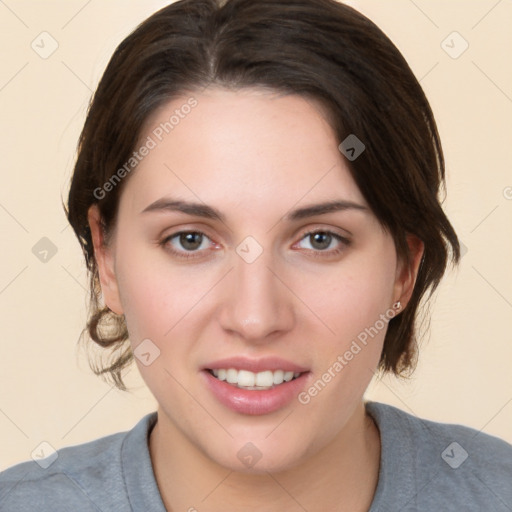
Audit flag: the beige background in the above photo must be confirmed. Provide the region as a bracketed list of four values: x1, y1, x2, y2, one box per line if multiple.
[0, 0, 511, 471]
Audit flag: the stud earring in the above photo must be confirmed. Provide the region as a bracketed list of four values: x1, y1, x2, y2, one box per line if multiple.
[393, 301, 401, 310]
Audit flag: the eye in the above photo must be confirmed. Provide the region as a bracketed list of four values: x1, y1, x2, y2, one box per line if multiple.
[174, 232, 207, 251]
[295, 230, 349, 254]
[161, 231, 217, 258]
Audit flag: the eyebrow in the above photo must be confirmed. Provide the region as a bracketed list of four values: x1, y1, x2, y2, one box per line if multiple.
[141, 198, 367, 222]
[141, 199, 225, 221]
[285, 200, 367, 221]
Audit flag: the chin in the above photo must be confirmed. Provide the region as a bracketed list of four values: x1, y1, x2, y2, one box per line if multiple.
[218, 447, 305, 475]
[203, 429, 319, 475]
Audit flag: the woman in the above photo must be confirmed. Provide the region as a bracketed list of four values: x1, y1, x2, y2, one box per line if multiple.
[1, 0, 511, 510]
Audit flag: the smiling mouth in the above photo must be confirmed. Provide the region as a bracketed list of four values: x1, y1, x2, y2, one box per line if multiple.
[207, 368, 303, 390]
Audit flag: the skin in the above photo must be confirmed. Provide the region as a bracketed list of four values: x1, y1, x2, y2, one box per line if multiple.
[89, 88, 423, 512]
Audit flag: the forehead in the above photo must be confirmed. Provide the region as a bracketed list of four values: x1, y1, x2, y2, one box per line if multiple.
[120, 88, 366, 216]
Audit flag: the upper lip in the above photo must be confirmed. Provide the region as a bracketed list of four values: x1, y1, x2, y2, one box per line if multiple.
[203, 356, 309, 374]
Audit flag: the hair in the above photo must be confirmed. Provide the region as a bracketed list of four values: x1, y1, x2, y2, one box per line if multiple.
[66, 0, 460, 390]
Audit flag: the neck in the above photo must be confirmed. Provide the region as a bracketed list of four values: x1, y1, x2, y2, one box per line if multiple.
[149, 402, 380, 512]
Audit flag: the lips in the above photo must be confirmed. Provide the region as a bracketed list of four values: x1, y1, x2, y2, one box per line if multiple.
[204, 356, 309, 374]
[201, 356, 311, 415]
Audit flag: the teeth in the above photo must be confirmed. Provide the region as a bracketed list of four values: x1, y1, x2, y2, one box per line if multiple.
[273, 369, 284, 384]
[238, 370, 255, 387]
[256, 370, 273, 387]
[283, 371, 294, 382]
[226, 368, 238, 384]
[210, 368, 302, 389]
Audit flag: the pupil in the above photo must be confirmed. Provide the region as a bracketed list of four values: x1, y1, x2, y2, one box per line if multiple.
[311, 232, 331, 250]
[180, 232, 203, 250]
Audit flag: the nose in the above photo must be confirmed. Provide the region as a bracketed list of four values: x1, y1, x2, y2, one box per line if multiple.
[217, 251, 295, 343]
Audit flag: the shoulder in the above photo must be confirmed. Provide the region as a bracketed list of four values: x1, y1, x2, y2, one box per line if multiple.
[0, 413, 157, 512]
[367, 401, 512, 511]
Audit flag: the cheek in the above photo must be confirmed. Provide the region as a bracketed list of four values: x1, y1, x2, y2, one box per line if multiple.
[114, 242, 202, 338]
[113, 247, 209, 395]
[115, 262, 169, 342]
[302, 248, 397, 342]
[295, 241, 397, 398]
[295, 279, 392, 424]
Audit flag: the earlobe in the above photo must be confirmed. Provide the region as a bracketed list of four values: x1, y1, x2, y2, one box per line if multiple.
[393, 235, 424, 309]
[87, 205, 124, 315]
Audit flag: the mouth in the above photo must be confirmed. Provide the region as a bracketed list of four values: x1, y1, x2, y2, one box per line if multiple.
[201, 356, 310, 414]
[201, 358, 311, 415]
[207, 368, 303, 391]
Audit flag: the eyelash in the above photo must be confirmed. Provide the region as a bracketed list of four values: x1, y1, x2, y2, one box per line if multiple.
[159, 229, 351, 260]
[295, 230, 351, 258]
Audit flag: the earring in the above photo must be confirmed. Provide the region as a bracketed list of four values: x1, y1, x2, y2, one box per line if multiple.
[393, 301, 401, 310]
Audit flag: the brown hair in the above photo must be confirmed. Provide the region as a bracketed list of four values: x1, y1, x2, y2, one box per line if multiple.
[66, 0, 459, 390]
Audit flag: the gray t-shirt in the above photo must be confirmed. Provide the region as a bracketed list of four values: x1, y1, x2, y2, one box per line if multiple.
[1, 402, 511, 511]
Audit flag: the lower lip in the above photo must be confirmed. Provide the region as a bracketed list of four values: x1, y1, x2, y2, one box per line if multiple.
[202, 370, 309, 415]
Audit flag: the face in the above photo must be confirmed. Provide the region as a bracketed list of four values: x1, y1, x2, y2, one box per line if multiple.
[90, 88, 416, 473]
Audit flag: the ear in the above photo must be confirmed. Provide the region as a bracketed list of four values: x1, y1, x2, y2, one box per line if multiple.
[87, 205, 124, 315]
[393, 235, 424, 309]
